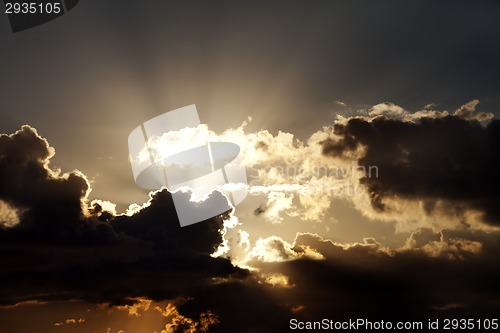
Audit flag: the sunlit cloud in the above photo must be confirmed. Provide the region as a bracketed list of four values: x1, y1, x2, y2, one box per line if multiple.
[1, 100, 499, 332]
[263, 273, 294, 288]
[53, 318, 85, 326]
[125, 100, 500, 242]
[0, 200, 21, 227]
[115, 297, 152, 317]
[156, 303, 219, 333]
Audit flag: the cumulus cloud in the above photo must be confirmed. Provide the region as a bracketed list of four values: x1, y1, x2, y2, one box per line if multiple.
[0, 125, 295, 332]
[132, 120, 340, 222]
[0, 200, 20, 227]
[147, 100, 496, 235]
[454, 99, 494, 123]
[156, 302, 219, 333]
[115, 297, 151, 317]
[369, 102, 407, 118]
[245, 235, 323, 263]
[249, 232, 500, 320]
[199, 100, 498, 229]
[54, 318, 85, 326]
[0, 126, 90, 236]
[2, 114, 500, 332]
[0, 126, 245, 305]
[322, 101, 500, 227]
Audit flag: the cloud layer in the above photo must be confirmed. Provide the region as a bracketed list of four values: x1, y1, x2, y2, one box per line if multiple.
[1, 109, 500, 332]
[0, 126, 281, 331]
[322, 102, 500, 226]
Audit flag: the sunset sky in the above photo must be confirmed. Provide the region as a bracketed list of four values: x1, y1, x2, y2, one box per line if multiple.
[1, 1, 500, 332]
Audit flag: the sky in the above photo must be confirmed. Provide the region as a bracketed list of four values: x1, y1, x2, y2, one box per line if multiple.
[1, 1, 500, 332]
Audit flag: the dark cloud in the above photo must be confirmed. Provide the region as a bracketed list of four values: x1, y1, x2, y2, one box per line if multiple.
[177, 281, 292, 333]
[0, 126, 89, 237]
[0, 126, 304, 332]
[322, 115, 500, 224]
[250, 232, 500, 321]
[3, 125, 500, 332]
[0, 126, 290, 332]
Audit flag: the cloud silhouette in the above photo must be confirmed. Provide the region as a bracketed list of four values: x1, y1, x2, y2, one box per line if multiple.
[0, 126, 245, 305]
[2, 124, 500, 332]
[322, 108, 500, 225]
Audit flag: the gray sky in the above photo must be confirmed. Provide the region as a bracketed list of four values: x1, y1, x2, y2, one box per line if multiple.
[1, 0, 499, 208]
[2, 2, 500, 332]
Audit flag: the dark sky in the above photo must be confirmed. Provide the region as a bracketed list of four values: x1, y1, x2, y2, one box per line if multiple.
[1, 0, 499, 207]
[1, 1, 500, 332]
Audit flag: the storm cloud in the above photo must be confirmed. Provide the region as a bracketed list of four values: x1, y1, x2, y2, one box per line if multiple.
[322, 109, 500, 225]
[0, 125, 332, 332]
[247, 231, 500, 321]
[0, 126, 280, 331]
[2, 124, 500, 332]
